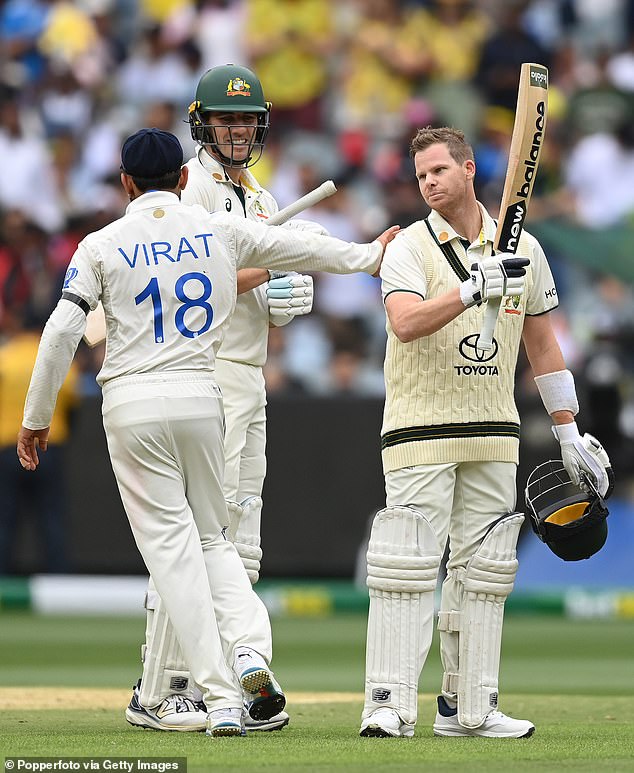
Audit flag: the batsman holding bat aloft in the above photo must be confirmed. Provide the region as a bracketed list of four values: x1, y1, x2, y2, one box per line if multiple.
[359, 121, 612, 739]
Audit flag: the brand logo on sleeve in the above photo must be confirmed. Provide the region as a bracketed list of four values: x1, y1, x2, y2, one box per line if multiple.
[63, 267, 78, 288]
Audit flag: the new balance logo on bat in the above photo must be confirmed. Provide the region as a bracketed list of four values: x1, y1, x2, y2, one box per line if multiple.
[515, 100, 546, 200]
[498, 201, 527, 253]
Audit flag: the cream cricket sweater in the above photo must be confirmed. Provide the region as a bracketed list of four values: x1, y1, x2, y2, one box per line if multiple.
[381, 217, 535, 473]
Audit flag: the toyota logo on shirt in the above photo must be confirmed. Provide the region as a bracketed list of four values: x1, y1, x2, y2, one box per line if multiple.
[459, 334, 498, 362]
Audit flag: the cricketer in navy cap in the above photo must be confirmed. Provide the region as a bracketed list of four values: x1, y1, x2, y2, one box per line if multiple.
[120, 127, 184, 179]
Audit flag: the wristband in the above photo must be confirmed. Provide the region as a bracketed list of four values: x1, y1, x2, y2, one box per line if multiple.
[552, 420, 580, 443]
[534, 369, 579, 416]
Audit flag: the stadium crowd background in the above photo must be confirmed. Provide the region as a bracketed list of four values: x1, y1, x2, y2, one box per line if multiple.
[1, 0, 634, 493]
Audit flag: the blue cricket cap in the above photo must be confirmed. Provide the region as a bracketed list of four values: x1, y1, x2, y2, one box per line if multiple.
[120, 128, 183, 179]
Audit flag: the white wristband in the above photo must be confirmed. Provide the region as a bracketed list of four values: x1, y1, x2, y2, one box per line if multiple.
[552, 420, 580, 443]
[534, 369, 579, 416]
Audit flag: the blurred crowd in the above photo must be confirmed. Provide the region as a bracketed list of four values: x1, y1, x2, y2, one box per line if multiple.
[1, 0, 634, 480]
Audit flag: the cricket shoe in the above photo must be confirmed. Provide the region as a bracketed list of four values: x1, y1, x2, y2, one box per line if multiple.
[234, 647, 286, 721]
[244, 708, 290, 732]
[125, 681, 207, 731]
[206, 708, 245, 737]
[359, 708, 415, 738]
[433, 696, 535, 738]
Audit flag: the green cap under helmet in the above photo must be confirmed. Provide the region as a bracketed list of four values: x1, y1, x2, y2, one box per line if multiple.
[188, 64, 271, 168]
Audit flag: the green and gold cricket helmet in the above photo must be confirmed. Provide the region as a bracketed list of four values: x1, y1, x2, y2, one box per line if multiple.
[188, 64, 270, 166]
[525, 459, 610, 561]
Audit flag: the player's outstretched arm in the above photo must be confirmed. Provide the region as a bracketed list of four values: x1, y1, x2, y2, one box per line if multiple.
[224, 214, 400, 277]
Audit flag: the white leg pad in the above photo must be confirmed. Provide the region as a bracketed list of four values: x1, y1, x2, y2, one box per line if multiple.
[226, 496, 263, 585]
[363, 506, 442, 726]
[457, 513, 524, 728]
[139, 581, 198, 707]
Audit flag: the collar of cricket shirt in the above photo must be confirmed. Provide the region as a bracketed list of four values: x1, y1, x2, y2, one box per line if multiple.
[427, 201, 497, 249]
[195, 146, 261, 196]
[125, 190, 181, 215]
[196, 145, 228, 180]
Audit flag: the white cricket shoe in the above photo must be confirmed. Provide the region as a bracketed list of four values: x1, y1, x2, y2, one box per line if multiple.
[234, 647, 286, 721]
[125, 681, 207, 731]
[244, 709, 290, 732]
[433, 696, 535, 738]
[206, 707, 245, 737]
[359, 708, 415, 738]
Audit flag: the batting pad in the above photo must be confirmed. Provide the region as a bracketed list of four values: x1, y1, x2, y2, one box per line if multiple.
[226, 496, 263, 584]
[458, 513, 524, 728]
[363, 506, 442, 726]
[139, 583, 197, 708]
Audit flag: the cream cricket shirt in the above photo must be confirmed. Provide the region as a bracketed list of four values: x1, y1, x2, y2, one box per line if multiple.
[183, 148, 277, 368]
[380, 204, 558, 472]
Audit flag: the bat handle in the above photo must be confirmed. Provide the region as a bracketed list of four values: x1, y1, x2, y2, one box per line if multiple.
[478, 297, 501, 351]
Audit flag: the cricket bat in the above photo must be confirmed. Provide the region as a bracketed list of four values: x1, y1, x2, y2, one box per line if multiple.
[265, 180, 337, 226]
[82, 180, 338, 347]
[477, 62, 549, 351]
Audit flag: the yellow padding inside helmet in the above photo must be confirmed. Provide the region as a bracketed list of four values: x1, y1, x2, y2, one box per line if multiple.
[545, 501, 589, 525]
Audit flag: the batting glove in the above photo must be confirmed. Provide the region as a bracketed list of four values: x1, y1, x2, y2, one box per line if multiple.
[267, 272, 313, 326]
[460, 254, 529, 308]
[553, 421, 614, 498]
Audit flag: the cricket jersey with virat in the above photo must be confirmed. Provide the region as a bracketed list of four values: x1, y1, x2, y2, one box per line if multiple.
[47, 192, 379, 400]
[380, 203, 558, 473]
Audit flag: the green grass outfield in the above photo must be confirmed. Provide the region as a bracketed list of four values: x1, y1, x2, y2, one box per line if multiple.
[1, 612, 633, 771]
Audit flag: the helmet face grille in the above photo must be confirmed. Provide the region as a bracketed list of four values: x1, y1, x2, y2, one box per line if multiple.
[189, 114, 269, 168]
[525, 460, 609, 561]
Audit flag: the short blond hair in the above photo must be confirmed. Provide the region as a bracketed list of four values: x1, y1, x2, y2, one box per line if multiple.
[409, 126, 474, 165]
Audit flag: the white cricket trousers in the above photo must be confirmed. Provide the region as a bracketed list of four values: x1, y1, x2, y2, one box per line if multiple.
[101, 372, 272, 710]
[215, 358, 267, 502]
[385, 460, 517, 706]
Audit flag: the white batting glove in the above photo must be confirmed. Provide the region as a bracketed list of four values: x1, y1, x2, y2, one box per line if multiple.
[553, 421, 613, 498]
[460, 254, 530, 308]
[267, 272, 313, 326]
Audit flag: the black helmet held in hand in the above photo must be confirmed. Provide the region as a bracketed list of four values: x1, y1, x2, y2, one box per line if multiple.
[525, 459, 612, 561]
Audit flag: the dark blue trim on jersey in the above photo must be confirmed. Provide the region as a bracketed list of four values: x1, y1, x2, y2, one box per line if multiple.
[424, 218, 470, 282]
[381, 421, 520, 449]
[384, 289, 425, 302]
[61, 291, 90, 315]
[232, 183, 246, 216]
